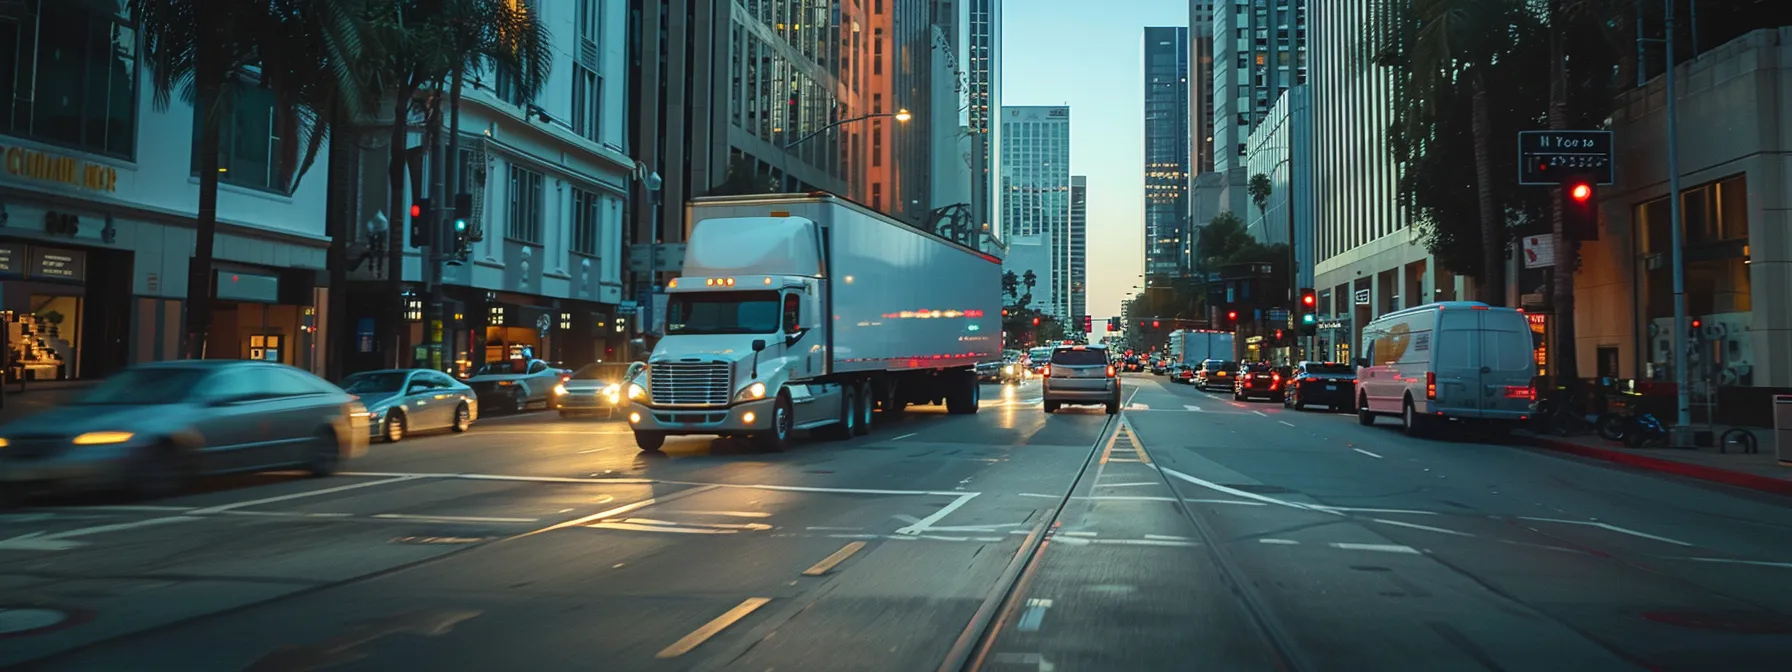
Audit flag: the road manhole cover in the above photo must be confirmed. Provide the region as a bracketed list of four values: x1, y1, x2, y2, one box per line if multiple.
[0, 608, 70, 636]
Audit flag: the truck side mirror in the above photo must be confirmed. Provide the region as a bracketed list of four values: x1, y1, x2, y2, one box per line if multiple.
[752, 339, 767, 352]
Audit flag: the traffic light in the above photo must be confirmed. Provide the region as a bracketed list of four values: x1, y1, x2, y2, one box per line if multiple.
[451, 192, 474, 248]
[1032, 317, 1041, 326]
[1152, 320, 1161, 329]
[1300, 289, 1316, 311]
[1274, 329, 1284, 343]
[1082, 315, 1093, 333]
[408, 198, 431, 248]
[1226, 310, 1238, 322]
[1562, 175, 1599, 241]
[1301, 313, 1316, 325]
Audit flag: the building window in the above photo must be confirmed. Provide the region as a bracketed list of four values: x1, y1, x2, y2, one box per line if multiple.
[190, 82, 283, 193]
[873, 28, 883, 75]
[571, 187, 601, 255]
[571, 65, 601, 141]
[576, 0, 602, 41]
[0, 3, 137, 158]
[871, 182, 882, 210]
[506, 164, 544, 243]
[872, 124, 882, 167]
[1635, 174, 1752, 387]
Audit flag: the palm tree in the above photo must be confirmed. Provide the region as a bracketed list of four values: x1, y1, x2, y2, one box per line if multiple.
[1371, 0, 1534, 304]
[1247, 172, 1272, 230]
[434, 0, 552, 213]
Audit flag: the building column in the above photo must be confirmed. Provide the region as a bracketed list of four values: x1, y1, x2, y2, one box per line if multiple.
[1393, 264, 1408, 312]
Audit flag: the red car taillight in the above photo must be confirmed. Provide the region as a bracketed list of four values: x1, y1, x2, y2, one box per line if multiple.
[1042, 365, 1051, 377]
[1106, 365, 1116, 377]
[1426, 371, 1437, 400]
[1270, 371, 1281, 390]
[1504, 386, 1534, 399]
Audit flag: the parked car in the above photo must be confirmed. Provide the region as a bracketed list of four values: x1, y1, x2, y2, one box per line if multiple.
[1233, 362, 1285, 402]
[463, 358, 562, 413]
[0, 360, 369, 501]
[1043, 344, 1120, 414]
[342, 369, 478, 442]
[1356, 301, 1536, 435]
[1283, 361, 1356, 412]
[555, 362, 644, 418]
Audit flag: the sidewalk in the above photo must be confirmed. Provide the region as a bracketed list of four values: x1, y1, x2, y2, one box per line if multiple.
[0, 380, 93, 426]
[1519, 429, 1792, 496]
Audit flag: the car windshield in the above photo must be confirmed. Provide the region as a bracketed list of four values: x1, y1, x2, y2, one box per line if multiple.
[340, 371, 409, 394]
[665, 290, 781, 335]
[1216, 361, 1237, 370]
[473, 360, 532, 376]
[571, 363, 633, 382]
[1306, 363, 1354, 375]
[1051, 349, 1107, 365]
[73, 367, 212, 405]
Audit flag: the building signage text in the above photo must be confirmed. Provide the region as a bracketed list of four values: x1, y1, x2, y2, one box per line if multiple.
[30, 247, 86, 281]
[1, 145, 119, 192]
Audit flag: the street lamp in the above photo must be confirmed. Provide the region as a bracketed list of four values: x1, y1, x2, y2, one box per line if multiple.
[780, 108, 914, 191]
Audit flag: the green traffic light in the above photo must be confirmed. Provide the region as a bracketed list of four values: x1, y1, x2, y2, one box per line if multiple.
[1302, 314, 1316, 324]
[454, 219, 468, 231]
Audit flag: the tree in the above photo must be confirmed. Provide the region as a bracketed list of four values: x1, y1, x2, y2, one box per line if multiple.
[1247, 172, 1272, 224]
[1002, 270, 1019, 300]
[707, 155, 779, 196]
[1021, 269, 1037, 296]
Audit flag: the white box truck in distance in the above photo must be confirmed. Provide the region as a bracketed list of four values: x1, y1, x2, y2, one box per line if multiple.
[624, 194, 1003, 452]
[1170, 329, 1234, 364]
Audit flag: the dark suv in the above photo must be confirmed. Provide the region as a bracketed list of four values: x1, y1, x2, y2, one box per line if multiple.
[1195, 359, 1236, 391]
[1232, 363, 1285, 402]
[1283, 361, 1356, 411]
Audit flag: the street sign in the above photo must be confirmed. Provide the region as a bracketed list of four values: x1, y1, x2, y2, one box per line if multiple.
[1522, 235, 1556, 268]
[627, 243, 687, 273]
[618, 300, 638, 315]
[1518, 130, 1614, 185]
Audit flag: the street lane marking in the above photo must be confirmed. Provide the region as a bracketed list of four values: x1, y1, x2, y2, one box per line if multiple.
[1331, 543, 1421, 554]
[340, 471, 971, 497]
[218, 510, 355, 519]
[807, 526, 863, 531]
[0, 516, 201, 551]
[1160, 467, 1344, 516]
[373, 514, 540, 524]
[188, 476, 422, 514]
[803, 541, 869, 576]
[591, 522, 734, 534]
[1061, 531, 1097, 537]
[1017, 598, 1053, 632]
[622, 518, 773, 531]
[1372, 518, 1475, 537]
[1252, 411, 1269, 417]
[1259, 538, 1300, 545]
[1518, 517, 1693, 547]
[656, 597, 773, 658]
[1108, 458, 1144, 463]
[675, 510, 774, 518]
[1681, 557, 1792, 569]
[892, 433, 919, 441]
[1278, 420, 1296, 427]
[1353, 448, 1384, 459]
[1145, 534, 1194, 541]
[1184, 404, 1202, 412]
[1309, 505, 1437, 515]
[1094, 538, 1199, 548]
[1097, 482, 1159, 488]
[896, 492, 980, 535]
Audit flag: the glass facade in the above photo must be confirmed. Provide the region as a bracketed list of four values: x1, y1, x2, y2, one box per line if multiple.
[1070, 175, 1088, 322]
[1309, 0, 1405, 263]
[1211, 0, 1306, 173]
[1000, 106, 1071, 318]
[1634, 174, 1752, 388]
[190, 83, 283, 193]
[0, 1, 137, 159]
[1144, 26, 1190, 278]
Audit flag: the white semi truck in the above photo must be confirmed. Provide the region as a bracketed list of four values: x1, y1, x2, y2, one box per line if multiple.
[623, 194, 1003, 452]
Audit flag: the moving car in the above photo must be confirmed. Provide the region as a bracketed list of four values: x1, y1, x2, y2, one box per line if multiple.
[1356, 301, 1537, 435]
[1028, 347, 1054, 376]
[464, 358, 562, 413]
[1042, 344, 1120, 414]
[555, 362, 644, 418]
[342, 369, 478, 442]
[0, 361, 369, 501]
[1282, 361, 1356, 411]
[1195, 359, 1236, 391]
[1232, 362, 1285, 402]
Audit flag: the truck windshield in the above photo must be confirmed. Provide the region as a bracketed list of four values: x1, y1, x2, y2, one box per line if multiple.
[666, 290, 782, 335]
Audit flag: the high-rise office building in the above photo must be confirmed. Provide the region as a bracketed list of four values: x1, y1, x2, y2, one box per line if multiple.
[1188, 3, 1217, 174]
[1000, 105, 1072, 318]
[966, 0, 1003, 246]
[1144, 27, 1191, 278]
[1212, 0, 1308, 172]
[1070, 175, 1089, 323]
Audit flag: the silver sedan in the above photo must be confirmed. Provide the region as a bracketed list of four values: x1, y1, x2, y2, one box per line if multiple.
[0, 360, 370, 502]
[342, 369, 479, 442]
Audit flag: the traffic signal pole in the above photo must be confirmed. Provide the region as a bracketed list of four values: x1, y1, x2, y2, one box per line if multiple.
[424, 120, 448, 372]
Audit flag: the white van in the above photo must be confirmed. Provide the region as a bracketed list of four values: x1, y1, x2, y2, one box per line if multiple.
[1355, 301, 1537, 435]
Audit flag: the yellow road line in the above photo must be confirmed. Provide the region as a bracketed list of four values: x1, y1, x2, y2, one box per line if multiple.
[802, 541, 869, 576]
[656, 597, 773, 658]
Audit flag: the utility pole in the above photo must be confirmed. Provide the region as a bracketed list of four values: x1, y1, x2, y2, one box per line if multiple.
[1664, 0, 1691, 436]
[423, 104, 448, 372]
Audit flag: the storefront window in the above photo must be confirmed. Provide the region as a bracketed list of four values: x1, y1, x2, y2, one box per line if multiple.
[190, 82, 283, 192]
[1635, 174, 1752, 390]
[0, 2, 137, 158]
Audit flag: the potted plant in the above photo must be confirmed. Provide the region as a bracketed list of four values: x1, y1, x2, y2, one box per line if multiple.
[38, 310, 63, 339]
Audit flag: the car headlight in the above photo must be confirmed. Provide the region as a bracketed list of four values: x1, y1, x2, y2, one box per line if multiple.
[627, 383, 646, 400]
[553, 384, 568, 396]
[1004, 364, 1015, 374]
[736, 381, 767, 401]
[73, 431, 135, 446]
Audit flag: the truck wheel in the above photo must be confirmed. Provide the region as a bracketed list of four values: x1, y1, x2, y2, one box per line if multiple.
[947, 373, 980, 415]
[754, 396, 794, 452]
[852, 382, 874, 436]
[820, 386, 857, 440]
[634, 431, 665, 452]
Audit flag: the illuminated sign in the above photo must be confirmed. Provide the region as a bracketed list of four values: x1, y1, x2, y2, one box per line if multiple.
[1, 145, 118, 192]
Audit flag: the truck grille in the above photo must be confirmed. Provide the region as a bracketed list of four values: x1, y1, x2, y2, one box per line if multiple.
[650, 362, 732, 405]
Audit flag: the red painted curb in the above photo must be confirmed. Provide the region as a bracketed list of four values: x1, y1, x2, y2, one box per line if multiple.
[1526, 436, 1792, 496]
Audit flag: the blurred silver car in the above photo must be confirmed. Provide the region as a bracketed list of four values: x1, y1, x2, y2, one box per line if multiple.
[553, 362, 644, 419]
[0, 360, 370, 501]
[342, 369, 478, 442]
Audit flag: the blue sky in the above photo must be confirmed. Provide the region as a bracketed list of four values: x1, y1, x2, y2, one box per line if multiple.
[1004, 0, 1188, 321]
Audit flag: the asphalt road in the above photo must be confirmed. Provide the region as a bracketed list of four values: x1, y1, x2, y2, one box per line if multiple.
[4, 374, 1792, 671]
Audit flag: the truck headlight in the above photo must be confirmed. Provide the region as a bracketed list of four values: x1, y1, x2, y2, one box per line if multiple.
[736, 381, 767, 401]
[627, 383, 646, 400]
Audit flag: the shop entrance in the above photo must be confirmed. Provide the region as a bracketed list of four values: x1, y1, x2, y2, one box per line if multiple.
[3, 293, 81, 380]
[0, 242, 131, 381]
[204, 267, 318, 369]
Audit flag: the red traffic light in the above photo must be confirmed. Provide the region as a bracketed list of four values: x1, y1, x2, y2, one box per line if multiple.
[1152, 320, 1160, 329]
[1274, 329, 1284, 339]
[409, 203, 423, 218]
[1032, 317, 1040, 326]
[1569, 183, 1592, 203]
[1302, 294, 1316, 307]
[1692, 319, 1702, 329]
[1227, 311, 1238, 321]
